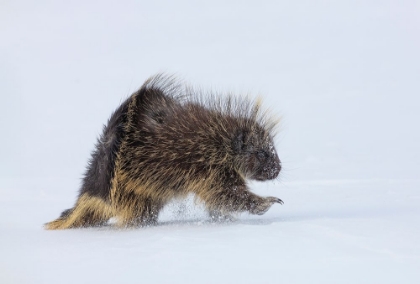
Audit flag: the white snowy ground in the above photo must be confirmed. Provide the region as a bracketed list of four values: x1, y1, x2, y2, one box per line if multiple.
[1, 1, 419, 283]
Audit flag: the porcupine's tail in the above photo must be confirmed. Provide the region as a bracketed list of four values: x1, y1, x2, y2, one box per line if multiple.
[44, 194, 113, 230]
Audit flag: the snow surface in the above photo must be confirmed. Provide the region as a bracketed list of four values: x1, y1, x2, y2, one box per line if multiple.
[1, 1, 419, 283]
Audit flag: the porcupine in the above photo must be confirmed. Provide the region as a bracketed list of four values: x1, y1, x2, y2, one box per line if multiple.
[45, 74, 283, 229]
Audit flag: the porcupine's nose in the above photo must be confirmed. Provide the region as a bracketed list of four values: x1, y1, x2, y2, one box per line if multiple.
[268, 156, 281, 180]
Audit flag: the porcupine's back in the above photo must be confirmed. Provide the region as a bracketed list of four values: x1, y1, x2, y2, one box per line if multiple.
[81, 75, 184, 200]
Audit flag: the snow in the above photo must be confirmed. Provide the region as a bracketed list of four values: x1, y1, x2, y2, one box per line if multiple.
[1, 0, 419, 283]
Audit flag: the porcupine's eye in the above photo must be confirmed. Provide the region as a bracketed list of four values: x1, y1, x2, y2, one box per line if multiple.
[256, 150, 269, 161]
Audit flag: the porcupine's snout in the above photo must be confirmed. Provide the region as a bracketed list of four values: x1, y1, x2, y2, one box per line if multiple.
[265, 151, 281, 180]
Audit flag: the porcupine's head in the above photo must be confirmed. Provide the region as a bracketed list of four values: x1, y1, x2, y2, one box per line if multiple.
[193, 92, 282, 182]
[232, 122, 281, 181]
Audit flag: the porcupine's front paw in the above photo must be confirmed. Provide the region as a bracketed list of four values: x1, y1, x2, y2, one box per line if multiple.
[249, 196, 283, 215]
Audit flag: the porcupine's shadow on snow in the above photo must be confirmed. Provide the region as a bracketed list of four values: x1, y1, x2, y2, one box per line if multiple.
[155, 217, 275, 229]
[156, 215, 284, 228]
[155, 206, 403, 229]
[90, 209, 387, 231]
[155, 215, 303, 228]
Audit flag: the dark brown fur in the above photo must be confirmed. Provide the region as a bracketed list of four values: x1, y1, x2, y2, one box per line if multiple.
[45, 74, 283, 230]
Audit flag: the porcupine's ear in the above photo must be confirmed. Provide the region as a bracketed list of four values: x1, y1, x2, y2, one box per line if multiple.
[232, 130, 248, 153]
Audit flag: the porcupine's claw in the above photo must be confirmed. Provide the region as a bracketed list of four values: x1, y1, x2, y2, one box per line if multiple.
[266, 196, 284, 205]
[275, 198, 284, 205]
[250, 196, 284, 215]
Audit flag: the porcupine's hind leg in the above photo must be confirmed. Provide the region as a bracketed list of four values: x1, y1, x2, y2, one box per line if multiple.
[45, 194, 114, 230]
[114, 191, 164, 228]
